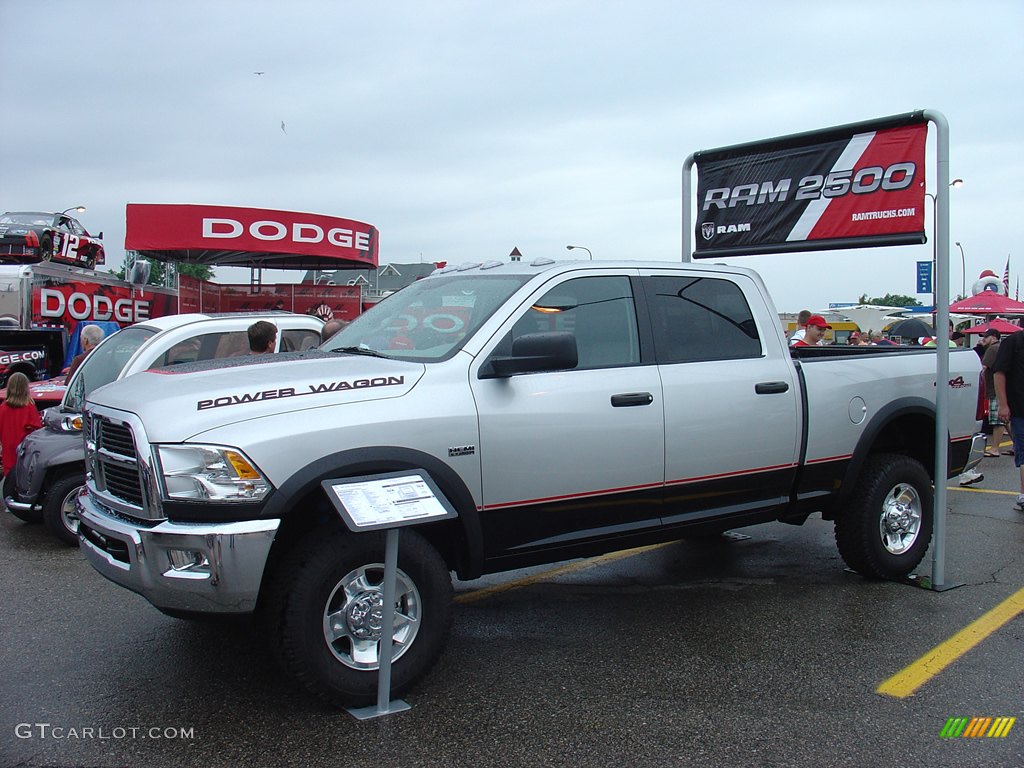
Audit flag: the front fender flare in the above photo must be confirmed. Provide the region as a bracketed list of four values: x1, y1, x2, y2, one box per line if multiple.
[262, 446, 483, 578]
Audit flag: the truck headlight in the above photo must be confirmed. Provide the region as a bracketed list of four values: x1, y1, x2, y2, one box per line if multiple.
[156, 444, 271, 502]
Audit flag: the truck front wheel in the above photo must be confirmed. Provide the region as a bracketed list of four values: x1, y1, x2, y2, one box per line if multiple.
[835, 453, 933, 579]
[264, 525, 452, 708]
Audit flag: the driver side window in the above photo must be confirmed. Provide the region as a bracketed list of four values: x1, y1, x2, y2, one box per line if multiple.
[508, 276, 640, 370]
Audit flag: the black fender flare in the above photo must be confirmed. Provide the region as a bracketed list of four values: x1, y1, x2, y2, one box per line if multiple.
[261, 446, 483, 578]
[836, 396, 937, 510]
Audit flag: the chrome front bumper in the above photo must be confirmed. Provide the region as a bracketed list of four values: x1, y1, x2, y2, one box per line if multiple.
[76, 491, 280, 614]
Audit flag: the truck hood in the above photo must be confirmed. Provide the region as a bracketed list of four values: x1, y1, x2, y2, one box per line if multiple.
[85, 350, 424, 440]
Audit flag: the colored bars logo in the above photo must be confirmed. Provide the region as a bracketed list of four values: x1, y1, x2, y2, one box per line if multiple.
[941, 717, 1015, 738]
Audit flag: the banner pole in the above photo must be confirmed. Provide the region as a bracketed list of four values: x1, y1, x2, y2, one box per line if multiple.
[924, 109, 950, 589]
[682, 154, 695, 262]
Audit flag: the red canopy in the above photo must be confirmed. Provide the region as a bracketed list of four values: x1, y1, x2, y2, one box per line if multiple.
[960, 319, 1023, 335]
[125, 203, 378, 271]
[948, 292, 1024, 315]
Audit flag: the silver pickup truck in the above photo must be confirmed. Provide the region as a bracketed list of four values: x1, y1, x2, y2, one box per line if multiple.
[74, 259, 985, 707]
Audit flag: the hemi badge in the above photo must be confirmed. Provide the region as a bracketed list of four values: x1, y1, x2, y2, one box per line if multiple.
[448, 445, 476, 457]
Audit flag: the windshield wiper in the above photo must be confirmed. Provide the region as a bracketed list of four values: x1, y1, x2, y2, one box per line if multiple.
[333, 346, 393, 359]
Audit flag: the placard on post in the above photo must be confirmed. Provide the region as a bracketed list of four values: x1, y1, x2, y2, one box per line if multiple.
[320, 471, 457, 720]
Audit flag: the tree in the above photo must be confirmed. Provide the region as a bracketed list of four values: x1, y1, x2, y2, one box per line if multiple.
[109, 257, 213, 286]
[857, 293, 922, 307]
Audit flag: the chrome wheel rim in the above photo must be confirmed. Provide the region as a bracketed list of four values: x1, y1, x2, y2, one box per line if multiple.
[878, 482, 922, 555]
[322, 563, 421, 670]
[60, 487, 81, 535]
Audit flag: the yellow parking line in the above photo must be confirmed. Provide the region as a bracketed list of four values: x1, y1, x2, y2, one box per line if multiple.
[455, 543, 669, 604]
[948, 486, 1018, 496]
[877, 588, 1024, 698]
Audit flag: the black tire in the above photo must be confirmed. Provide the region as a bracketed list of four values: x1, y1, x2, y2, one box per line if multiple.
[42, 473, 85, 547]
[39, 234, 53, 262]
[835, 453, 933, 579]
[262, 525, 452, 708]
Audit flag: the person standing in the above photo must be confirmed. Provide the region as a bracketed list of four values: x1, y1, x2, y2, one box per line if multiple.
[993, 330, 1024, 510]
[789, 310, 811, 346]
[791, 315, 829, 347]
[66, 324, 105, 379]
[980, 330, 1010, 458]
[248, 320, 277, 354]
[0, 372, 42, 482]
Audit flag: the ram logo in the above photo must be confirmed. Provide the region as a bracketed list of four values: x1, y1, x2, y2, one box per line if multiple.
[701, 222, 716, 241]
[448, 445, 476, 457]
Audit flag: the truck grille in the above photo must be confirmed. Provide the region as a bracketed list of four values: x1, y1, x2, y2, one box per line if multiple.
[90, 415, 147, 511]
[98, 420, 136, 459]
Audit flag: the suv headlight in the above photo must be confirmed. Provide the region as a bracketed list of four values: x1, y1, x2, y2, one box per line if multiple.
[155, 444, 271, 502]
[59, 414, 83, 432]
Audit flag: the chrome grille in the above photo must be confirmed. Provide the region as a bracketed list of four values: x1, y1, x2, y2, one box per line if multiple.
[91, 415, 145, 510]
[101, 462, 145, 506]
[98, 420, 136, 458]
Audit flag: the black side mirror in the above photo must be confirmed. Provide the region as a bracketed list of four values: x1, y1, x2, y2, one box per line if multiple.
[478, 331, 578, 379]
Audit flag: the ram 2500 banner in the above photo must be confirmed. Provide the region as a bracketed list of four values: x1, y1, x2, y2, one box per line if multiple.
[693, 112, 927, 258]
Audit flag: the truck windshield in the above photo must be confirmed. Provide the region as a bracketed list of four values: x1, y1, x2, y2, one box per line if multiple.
[321, 273, 531, 361]
[63, 326, 157, 412]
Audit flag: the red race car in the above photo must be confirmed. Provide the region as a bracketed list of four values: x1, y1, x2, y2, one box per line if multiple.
[0, 211, 105, 269]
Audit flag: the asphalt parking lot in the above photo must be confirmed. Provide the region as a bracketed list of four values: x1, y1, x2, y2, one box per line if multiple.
[1, 458, 1022, 768]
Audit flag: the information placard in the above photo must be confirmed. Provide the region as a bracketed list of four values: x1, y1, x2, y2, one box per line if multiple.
[321, 471, 457, 532]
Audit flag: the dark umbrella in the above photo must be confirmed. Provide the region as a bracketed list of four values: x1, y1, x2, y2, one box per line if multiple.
[885, 318, 935, 341]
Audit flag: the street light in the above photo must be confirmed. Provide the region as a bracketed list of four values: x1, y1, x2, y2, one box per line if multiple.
[60, 205, 86, 216]
[954, 241, 966, 298]
[566, 244, 592, 260]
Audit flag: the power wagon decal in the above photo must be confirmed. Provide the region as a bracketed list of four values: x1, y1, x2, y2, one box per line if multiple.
[197, 375, 405, 410]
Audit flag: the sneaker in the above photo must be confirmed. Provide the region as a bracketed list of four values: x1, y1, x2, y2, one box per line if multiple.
[958, 469, 984, 486]
[1015, 495, 1024, 511]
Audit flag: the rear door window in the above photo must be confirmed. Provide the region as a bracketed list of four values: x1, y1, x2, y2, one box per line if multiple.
[643, 275, 762, 363]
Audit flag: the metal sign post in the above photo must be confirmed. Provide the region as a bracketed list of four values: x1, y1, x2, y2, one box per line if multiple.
[321, 471, 457, 720]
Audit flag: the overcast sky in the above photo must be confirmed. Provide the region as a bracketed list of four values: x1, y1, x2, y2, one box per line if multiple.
[3, 0, 1022, 312]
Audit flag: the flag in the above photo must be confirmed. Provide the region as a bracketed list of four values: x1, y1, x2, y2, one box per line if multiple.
[1003, 257, 1010, 295]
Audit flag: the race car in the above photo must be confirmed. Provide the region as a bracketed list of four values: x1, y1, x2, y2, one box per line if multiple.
[0, 211, 105, 269]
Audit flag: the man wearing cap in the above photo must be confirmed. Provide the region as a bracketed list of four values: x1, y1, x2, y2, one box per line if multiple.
[791, 315, 830, 347]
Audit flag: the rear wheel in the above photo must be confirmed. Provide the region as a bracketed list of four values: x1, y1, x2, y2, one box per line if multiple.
[42, 473, 85, 547]
[835, 453, 933, 579]
[38, 234, 53, 262]
[263, 525, 452, 707]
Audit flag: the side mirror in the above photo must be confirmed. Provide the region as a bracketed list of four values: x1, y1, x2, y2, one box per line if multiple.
[478, 332, 578, 379]
[96, 231, 104, 240]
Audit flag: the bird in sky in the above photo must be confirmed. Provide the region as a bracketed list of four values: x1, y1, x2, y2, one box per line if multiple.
[254, 71, 265, 76]
[280, 121, 287, 134]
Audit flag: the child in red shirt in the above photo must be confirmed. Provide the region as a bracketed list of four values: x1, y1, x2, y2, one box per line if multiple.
[0, 372, 43, 479]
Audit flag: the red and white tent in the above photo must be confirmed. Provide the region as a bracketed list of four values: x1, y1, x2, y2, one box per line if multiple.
[125, 203, 378, 271]
[960, 318, 1023, 335]
[949, 292, 1024, 315]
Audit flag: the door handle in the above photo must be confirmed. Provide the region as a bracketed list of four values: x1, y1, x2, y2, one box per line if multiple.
[611, 392, 654, 407]
[755, 381, 790, 394]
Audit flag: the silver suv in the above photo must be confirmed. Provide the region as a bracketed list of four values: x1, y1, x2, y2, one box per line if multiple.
[5, 312, 323, 544]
